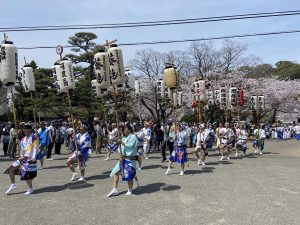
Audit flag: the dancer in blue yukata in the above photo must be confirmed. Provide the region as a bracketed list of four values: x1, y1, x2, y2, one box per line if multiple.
[36, 121, 50, 169]
[165, 124, 188, 176]
[67, 122, 91, 181]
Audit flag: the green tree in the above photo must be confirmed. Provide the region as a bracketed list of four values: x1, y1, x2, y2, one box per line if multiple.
[66, 32, 98, 80]
[275, 61, 300, 80]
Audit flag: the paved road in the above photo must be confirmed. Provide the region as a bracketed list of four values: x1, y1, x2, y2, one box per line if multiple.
[0, 140, 300, 225]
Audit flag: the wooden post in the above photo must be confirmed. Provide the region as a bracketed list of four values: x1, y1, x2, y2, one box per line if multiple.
[10, 86, 20, 156]
[111, 83, 124, 178]
[256, 93, 259, 126]
[30, 92, 37, 128]
[198, 101, 202, 123]
[66, 90, 80, 160]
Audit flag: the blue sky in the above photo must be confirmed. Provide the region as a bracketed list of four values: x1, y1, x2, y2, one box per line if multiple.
[1, 0, 300, 68]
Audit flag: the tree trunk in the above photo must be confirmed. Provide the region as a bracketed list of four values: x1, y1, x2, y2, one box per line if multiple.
[271, 108, 277, 123]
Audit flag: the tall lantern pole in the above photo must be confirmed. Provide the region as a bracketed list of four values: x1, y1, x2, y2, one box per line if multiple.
[256, 92, 259, 126]
[163, 58, 180, 144]
[20, 57, 37, 128]
[1, 34, 19, 154]
[54, 45, 79, 164]
[105, 41, 129, 179]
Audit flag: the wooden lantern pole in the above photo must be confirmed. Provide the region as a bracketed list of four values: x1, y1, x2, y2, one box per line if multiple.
[56, 45, 80, 166]
[3, 34, 20, 156]
[111, 82, 124, 178]
[256, 92, 259, 126]
[10, 86, 20, 156]
[103, 39, 124, 178]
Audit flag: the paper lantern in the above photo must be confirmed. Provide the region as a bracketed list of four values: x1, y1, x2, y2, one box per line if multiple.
[173, 92, 177, 107]
[165, 87, 173, 100]
[0, 41, 18, 85]
[258, 96, 265, 111]
[193, 80, 206, 102]
[229, 87, 237, 107]
[177, 91, 183, 106]
[124, 69, 135, 90]
[206, 90, 214, 105]
[163, 65, 179, 89]
[156, 79, 166, 99]
[94, 50, 110, 89]
[52, 63, 66, 92]
[91, 79, 102, 98]
[107, 44, 125, 86]
[250, 96, 258, 110]
[19, 66, 35, 92]
[219, 87, 227, 109]
[60, 59, 75, 90]
[135, 80, 140, 96]
[214, 89, 220, 105]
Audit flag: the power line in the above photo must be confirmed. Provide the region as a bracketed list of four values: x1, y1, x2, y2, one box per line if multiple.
[17, 29, 300, 49]
[1, 10, 300, 32]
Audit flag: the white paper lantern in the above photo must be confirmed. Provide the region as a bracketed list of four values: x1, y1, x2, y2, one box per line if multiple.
[173, 92, 178, 107]
[91, 79, 102, 98]
[177, 91, 183, 106]
[124, 69, 135, 90]
[165, 87, 173, 100]
[60, 59, 75, 90]
[0, 41, 18, 85]
[258, 96, 265, 111]
[251, 96, 258, 110]
[220, 87, 227, 109]
[206, 90, 214, 105]
[229, 87, 237, 108]
[214, 90, 220, 105]
[193, 80, 206, 102]
[19, 66, 35, 92]
[156, 79, 166, 99]
[52, 63, 67, 92]
[135, 80, 140, 96]
[107, 44, 125, 86]
[94, 50, 110, 89]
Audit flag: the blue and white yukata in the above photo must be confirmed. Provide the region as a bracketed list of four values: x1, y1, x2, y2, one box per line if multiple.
[169, 130, 188, 164]
[142, 127, 151, 154]
[204, 128, 215, 151]
[11, 133, 39, 180]
[107, 128, 118, 152]
[136, 130, 145, 156]
[294, 125, 300, 141]
[110, 133, 138, 181]
[68, 132, 91, 168]
[36, 127, 50, 160]
[236, 130, 248, 153]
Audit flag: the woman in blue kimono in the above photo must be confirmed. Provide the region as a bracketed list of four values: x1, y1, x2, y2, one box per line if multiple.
[107, 125, 138, 197]
[67, 122, 91, 182]
[165, 124, 188, 176]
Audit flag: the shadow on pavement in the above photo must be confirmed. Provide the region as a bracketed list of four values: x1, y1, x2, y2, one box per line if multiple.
[0, 157, 15, 162]
[141, 165, 162, 170]
[34, 181, 94, 194]
[86, 174, 110, 181]
[133, 182, 181, 195]
[263, 152, 279, 155]
[185, 167, 215, 175]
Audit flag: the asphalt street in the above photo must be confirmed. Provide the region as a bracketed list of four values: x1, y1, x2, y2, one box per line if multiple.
[0, 139, 299, 225]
